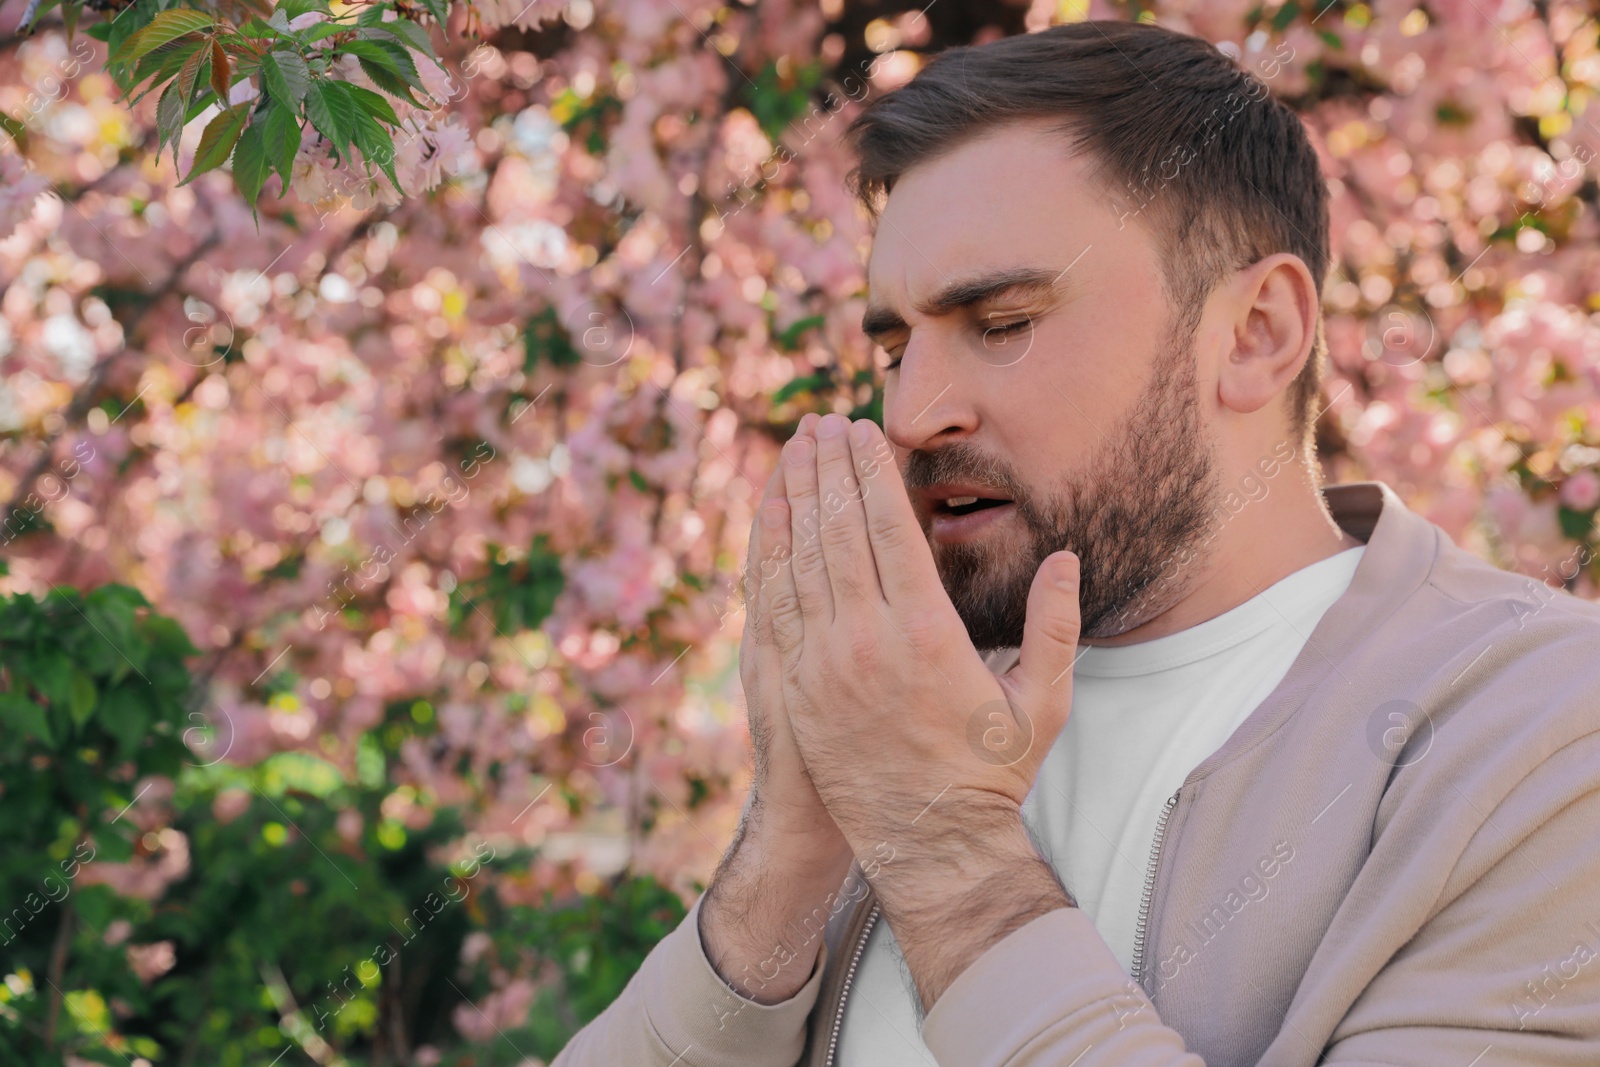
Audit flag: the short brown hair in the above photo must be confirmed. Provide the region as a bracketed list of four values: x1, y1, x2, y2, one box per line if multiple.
[843, 20, 1331, 456]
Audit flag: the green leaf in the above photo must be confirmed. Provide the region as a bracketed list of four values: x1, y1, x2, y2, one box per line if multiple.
[233, 119, 270, 212]
[369, 18, 436, 62]
[772, 372, 829, 404]
[238, 16, 285, 38]
[0, 110, 27, 152]
[122, 10, 215, 64]
[336, 38, 401, 73]
[1558, 505, 1595, 541]
[343, 81, 400, 125]
[737, 59, 823, 142]
[18, 0, 62, 33]
[305, 80, 359, 163]
[775, 314, 825, 351]
[281, 0, 335, 19]
[301, 20, 351, 43]
[258, 751, 345, 798]
[85, 582, 151, 613]
[522, 306, 581, 370]
[419, 0, 448, 33]
[68, 672, 97, 726]
[100, 685, 150, 759]
[181, 105, 248, 185]
[261, 49, 311, 105]
[358, 57, 425, 108]
[0, 691, 52, 747]
[360, 35, 427, 91]
[263, 101, 304, 195]
[1270, 0, 1300, 32]
[142, 614, 200, 658]
[90, 825, 135, 863]
[102, 3, 154, 82]
[34, 649, 72, 708]
[356, 4, 388, 26]
[183, 89, 221, 125]
[130, 37, 205, 103]
[350, 107, 400, 191]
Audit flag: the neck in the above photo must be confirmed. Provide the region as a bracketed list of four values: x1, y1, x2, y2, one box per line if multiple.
[1081, 458, 1363, 647]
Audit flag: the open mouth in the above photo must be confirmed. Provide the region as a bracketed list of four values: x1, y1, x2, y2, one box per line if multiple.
[935, 496, 1012, 517]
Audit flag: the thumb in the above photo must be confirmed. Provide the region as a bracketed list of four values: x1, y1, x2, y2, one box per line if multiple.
[1004, 551, 1082, 714]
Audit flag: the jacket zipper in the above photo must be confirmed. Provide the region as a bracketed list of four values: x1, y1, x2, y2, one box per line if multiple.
[822, 901, 881, 1067]
[1130, 790, 1179, 990]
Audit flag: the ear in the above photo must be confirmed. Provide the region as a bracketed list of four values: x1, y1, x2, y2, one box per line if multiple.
[1215, 252, 1318, 420]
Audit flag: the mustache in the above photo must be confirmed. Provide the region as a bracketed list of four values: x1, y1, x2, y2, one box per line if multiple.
[902, 443, 1030, 502]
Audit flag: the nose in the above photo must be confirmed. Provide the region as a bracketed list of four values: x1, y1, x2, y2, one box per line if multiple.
[882, 340, 979, 455]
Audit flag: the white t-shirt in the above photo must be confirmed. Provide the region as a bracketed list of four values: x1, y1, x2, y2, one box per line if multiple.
[833, 545, 1367, 1066]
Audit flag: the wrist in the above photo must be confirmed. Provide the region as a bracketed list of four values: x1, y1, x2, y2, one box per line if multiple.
[868, 790, 1052, 898]
[741, 793, 855, 871]
[858, 791, 1072, 1011]
[699, 806, 854, 1005]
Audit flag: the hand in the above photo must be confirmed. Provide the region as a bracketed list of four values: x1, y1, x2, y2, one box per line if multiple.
[762, 412, 1080, 1011]
[763, 412, 1083, 851]
[697, 415, 854, 1007]
[736, 413, 853, 850]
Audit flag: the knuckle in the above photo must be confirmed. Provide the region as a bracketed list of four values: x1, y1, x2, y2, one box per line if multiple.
[868, 510, 909, 549]
[834, 571, 870, 605]
[845, 623, 882, 672]
[818, 508, 857, 549]
[899, 611, 946, 655]
[792, 539, 829, 582]
[1037, 608, 1082, 646]
[792, 504, 823, 546]
[767, 586, 805, 636]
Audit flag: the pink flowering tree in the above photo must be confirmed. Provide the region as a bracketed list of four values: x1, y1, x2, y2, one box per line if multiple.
[2, 0, 1599, 1060]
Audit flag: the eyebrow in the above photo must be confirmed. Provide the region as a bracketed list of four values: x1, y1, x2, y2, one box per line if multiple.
[860, 265, 1079, 344]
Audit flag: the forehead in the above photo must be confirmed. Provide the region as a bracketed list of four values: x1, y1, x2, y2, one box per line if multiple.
[865, 119, 1150, 301]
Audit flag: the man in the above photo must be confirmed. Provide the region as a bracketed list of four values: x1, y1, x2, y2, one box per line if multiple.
[553, 20, 1600, 1067]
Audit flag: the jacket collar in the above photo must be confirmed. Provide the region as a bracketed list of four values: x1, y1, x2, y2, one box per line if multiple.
[1183, 479, 1440, 783]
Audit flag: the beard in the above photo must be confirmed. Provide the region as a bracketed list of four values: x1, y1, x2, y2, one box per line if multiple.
[903, 305, 1221, 651]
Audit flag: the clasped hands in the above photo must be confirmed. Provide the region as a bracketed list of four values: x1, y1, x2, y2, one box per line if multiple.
[737, 412, 1082, 1005]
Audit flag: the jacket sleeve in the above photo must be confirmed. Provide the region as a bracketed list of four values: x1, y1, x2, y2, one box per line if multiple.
[920, 906, 1204, 1067]
[551, 893, 829, 1067]
[1314, 727, 1600, 1065]
[919, 730, 1600, 1067]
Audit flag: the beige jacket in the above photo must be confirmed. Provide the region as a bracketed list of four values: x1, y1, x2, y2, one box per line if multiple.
[552, 481, 1600, 1066]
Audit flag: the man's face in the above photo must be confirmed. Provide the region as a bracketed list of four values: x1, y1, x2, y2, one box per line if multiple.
[865, 120, 1222, 649]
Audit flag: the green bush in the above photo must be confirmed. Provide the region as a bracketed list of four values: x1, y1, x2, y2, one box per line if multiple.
[0, 572, 682, 1065]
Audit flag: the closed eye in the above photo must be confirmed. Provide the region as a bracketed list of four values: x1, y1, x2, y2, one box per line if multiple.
[882, 318, 1033, 372]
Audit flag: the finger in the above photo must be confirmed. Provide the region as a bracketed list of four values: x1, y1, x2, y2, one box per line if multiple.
[847, 418, 945, 608]
[1003, 551, 1082, 719]
[813, 413, 885, 607]
[747, 498, 795, 689]
[783, 422, 834, 623]
[741, 457, 788, 634]
[739, 462, 794, 785]
[760, 435, 812, 661]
